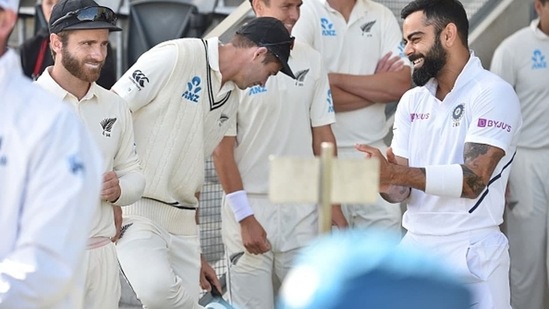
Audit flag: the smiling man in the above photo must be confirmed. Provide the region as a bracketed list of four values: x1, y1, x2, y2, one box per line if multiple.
[34, 0, 146, 308]
[355, 0, 522, 308]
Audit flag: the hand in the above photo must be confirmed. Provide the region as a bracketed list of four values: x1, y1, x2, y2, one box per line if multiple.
[331, 204, 348, 229]
[200, 255, 222, 292]
[102, 171, 121, 203]
[239, 216, 271, 255]
[355, 144, 392, 193]
[111, 205, 123, 243]
[375, 51, 404, 73]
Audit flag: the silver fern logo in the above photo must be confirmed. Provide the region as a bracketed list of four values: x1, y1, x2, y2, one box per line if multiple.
[100, 118, 117, 137]
[360, 20, 376, 36]
[294, 69, 310, 86]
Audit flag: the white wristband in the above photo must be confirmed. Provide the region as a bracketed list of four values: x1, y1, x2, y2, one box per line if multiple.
[424, 164, 463, 198]
[226, 190, 254, 222]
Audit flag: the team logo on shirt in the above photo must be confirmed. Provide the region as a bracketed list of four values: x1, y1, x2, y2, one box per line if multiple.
[531, 49, 547, 70]
[321, 18, 336, 36]
[294, 69, 310, 86]
[452, 104, 465, 127]
[0, 137, 6, 166]
[100, 118, 117, 137]
[182, 76, 202, 103]
[248, 85, 267, 96]
[360, 20, 376, 37]
[68, 154, 85, 175]
[130, 70, 149, 90]
[327, 89, 334, 113]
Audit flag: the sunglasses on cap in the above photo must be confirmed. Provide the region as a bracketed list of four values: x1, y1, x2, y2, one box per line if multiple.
[51, 6, 118, 28]
[259, 37, 295, 50]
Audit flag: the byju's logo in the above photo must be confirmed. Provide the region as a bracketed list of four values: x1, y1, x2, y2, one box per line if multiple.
[182, 76, 202, 103]
[100, 118, 117, 137]
[321, 18, 336, 36]
[294, 69, 310, 86]
[477, 118, 512, 132]
[532, 49, 547, 70]
[410, 113, 430, 122]
[130, 70, 149, 90]
[248, 85, 267, 96]
[360, 20, 376, 36]
[327, 89, 334, 113]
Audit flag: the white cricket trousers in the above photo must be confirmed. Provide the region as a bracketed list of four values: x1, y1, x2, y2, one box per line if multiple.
[339, 142, 402, 235]
[116, 214, 202, 309]
[83, 239, 120, 309]
[503, 147, 549, 309]
[401, 228, 511, 309]
[222, 194, 318, 309]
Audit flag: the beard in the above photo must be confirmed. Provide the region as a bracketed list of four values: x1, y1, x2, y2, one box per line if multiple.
[61, 48, 103, 83]
[411, 37, 447, 86]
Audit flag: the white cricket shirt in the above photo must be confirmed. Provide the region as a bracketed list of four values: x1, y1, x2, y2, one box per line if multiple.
[226, 41, 335, 194]
[292, 0, 409, 148]
[392, 53, 522, 236]
[491, 18, 549, 150]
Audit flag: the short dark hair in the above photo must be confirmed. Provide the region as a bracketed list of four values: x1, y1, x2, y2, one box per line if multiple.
[401, 0, 469, 48]
[540, 0, 548, 5]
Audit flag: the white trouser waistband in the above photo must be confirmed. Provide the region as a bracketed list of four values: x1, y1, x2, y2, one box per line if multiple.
[87, 237, 112, 249]
[123, 198, 198, 235]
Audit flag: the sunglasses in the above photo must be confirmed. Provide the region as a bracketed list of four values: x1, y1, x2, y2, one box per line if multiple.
[51, 6, 117, 28]
[260, 37, 295, 50]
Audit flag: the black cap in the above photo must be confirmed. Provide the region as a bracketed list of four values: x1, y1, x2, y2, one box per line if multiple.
[236, 17, 296, 79]
[49, 0, 122, 34]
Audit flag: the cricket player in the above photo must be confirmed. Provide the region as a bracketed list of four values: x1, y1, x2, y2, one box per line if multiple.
[356, 0, 522, 307]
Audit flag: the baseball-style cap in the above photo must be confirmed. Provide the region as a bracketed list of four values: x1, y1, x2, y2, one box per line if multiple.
[236, 17, 296, 79]
[49, 0, 122, 34]
[0, 0, 19, 11]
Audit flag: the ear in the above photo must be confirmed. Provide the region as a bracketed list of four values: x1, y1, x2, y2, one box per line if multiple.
[50, 33, 64, 57]
[535, 0, 543, 16]
[253, 46, 269, 61]
[441, 23, 458, 48]
[0, 9, 17, 39]
[252, 0, 265, 14]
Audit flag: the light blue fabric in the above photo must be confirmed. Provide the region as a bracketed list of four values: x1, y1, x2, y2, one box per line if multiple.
[278, 229, 471, 309]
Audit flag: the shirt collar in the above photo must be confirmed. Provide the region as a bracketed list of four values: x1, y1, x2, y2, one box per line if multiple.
[37, 66, 99, 102]
[206, 37, 237, 95]
[530, 18, 549, 40]
[424, 50, 482, 95]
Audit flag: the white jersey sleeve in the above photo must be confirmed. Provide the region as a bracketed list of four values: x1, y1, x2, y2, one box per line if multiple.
[292, 0, 319, 49]
[112, 44, 177, 113]
[0, 96, 102, 307]
[464, 80, 521, 153]
[390, 90, 413, 159]
[112, 97, 145, 206]
[310, 49, 335, 127]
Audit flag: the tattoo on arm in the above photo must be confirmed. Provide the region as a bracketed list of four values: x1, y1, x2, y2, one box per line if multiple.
[462, 143, 501, 197]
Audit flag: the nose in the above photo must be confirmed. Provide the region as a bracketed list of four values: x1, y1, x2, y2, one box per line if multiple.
[402, 41, 413, 57]
[289, 7, 300, 23]
[91, 45, 107, 62]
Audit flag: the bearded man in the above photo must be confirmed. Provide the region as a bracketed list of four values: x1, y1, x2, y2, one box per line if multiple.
[355, 0, 522, 308]
[35, 0, 145, 308]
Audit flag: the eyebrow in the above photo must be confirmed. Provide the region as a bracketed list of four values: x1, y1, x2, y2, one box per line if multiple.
[405, 31, 424, 41]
